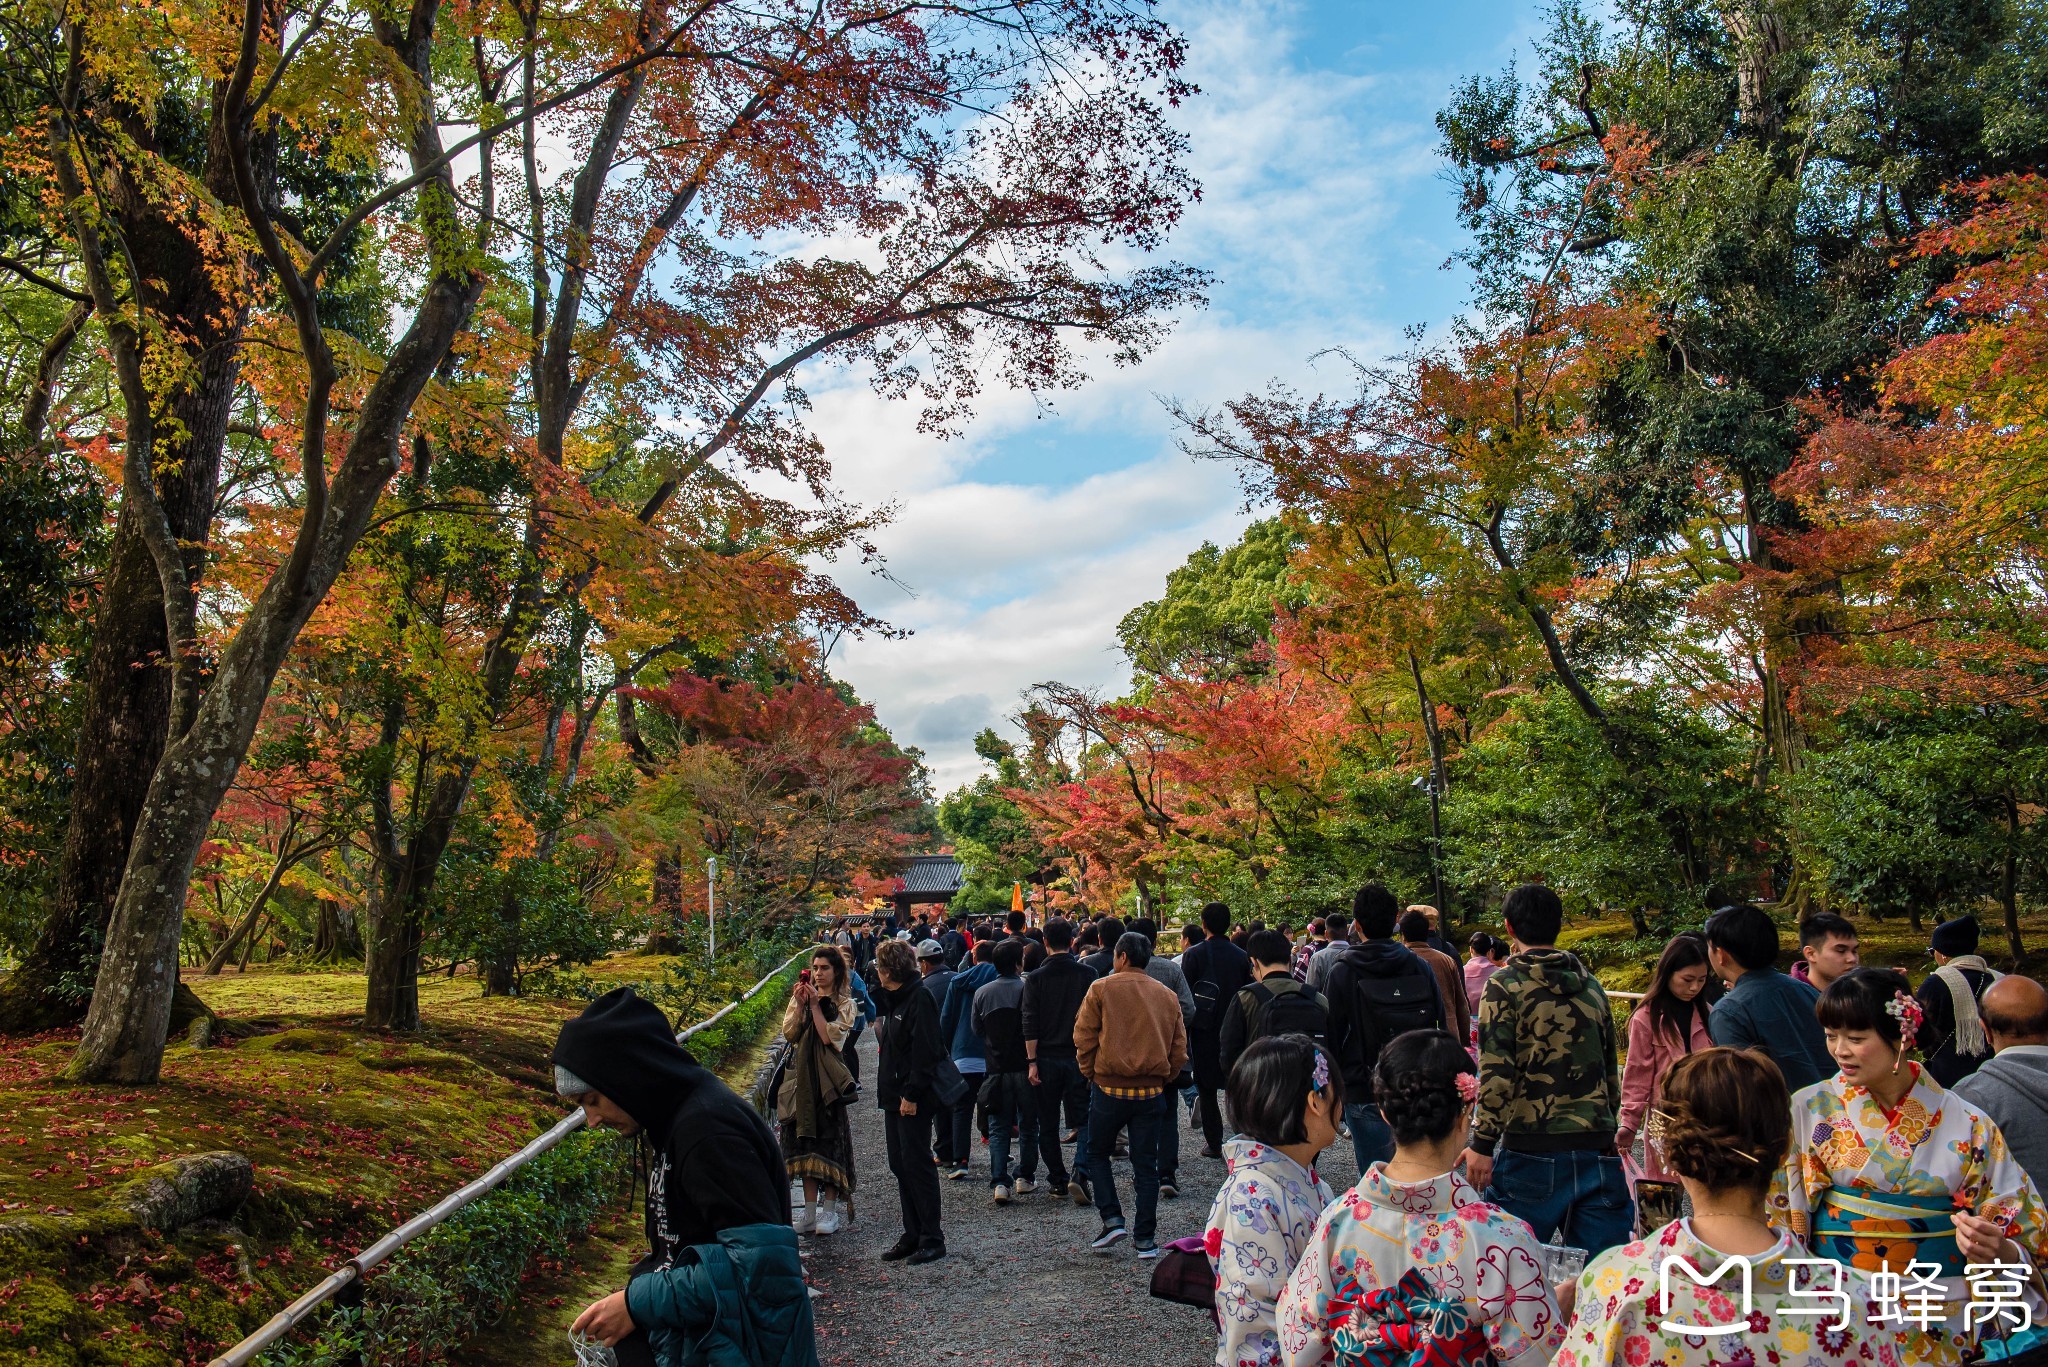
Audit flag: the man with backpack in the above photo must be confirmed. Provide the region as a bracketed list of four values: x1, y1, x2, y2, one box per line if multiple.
[1219, 929, 1328, 1074]
[1324, 883, 1446, 1171]
[1179, 902, 1253, 1160]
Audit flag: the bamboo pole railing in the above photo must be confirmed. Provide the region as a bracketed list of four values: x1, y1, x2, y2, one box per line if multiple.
[205, 951, 806, 1367]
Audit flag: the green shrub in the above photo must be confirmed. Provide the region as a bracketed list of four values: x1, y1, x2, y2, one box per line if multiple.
[256, 963, 799, 1366]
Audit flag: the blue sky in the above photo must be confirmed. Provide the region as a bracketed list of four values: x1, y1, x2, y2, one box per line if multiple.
[811, 0, 1540, 791]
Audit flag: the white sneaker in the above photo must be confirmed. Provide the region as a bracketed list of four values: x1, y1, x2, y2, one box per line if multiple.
[993, 1184, 1012, 1205]
[812, 1200, 841, 1236]
[792, 1203, 816, 1234]
[1012, 1177, 1037, 1195]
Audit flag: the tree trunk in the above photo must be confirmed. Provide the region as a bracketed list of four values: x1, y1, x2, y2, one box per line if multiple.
[648, 853, 684, 953]
[482, 887, 520, 996]
[202, 820, 299, 975]
[2004, 797, 2026, 966]
[364, 767, 469, 1030]
[0, 62, 254, 1037]
[309, 898, 358, 962]
[68, 270, 482, 1080]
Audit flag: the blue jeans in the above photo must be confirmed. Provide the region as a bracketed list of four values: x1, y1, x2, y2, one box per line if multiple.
[1088, 1087, 1163, 1240]
[1486, 1147, 1635, 1257]
[1345, 1101, 1394, 1173]
[985, 1074, 1039, 1186]
[946, 1066, 986, 1168]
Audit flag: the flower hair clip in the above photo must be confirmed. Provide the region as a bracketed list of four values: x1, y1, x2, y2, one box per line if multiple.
[1312, 1050, 1332, 1093]
[1454, 1072, 1480, 1104]
[1887, 990, 1923, 1054]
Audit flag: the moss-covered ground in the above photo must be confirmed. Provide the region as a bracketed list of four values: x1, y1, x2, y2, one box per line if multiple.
[0, 954, 781, 1367]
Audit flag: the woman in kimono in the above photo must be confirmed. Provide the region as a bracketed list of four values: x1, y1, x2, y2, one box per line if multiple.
[1205, 1034, 1341, 1367]
[1555, 1046, 1905, 1367]
[1772, 967, 2048, 1365]
[1276, 1029, 1567, 1367]
[779, 944, 858, 1236]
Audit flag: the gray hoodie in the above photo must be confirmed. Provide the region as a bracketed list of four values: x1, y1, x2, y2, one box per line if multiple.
[1951, 1045, 2048, 1196]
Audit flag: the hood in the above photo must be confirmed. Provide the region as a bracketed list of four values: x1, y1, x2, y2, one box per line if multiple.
[551, 987, 711, 1138]
[1512, 946, 1590, 994]
[1979, 1049, 2048, 1094]
[1341, 939, 1427, 979]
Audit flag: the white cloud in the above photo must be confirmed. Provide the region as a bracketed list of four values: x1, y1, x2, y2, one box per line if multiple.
[797, 0, 1488, 794]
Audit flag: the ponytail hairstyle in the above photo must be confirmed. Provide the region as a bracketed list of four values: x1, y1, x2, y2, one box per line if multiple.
[1372, 1030, 1478, 1147]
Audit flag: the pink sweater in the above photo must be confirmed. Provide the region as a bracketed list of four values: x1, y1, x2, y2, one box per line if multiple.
[1617, 1005, 1712, 1182]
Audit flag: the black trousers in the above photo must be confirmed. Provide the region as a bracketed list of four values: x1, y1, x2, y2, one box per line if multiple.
[1034, 1056, 1090, 1186]
[615, 1331, 658, 1367]
[884, 1105, 944, 1249]
[1197, 1085, 1225, 1154]
[842, 1033, 861, 1083]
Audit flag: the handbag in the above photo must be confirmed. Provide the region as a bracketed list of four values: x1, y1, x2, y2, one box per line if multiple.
[932, 1052, 970, 1109]
[1148, 1235, 1217, 1320]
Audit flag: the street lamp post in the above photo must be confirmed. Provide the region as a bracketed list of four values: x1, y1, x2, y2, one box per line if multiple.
[706, 855, 718, 961]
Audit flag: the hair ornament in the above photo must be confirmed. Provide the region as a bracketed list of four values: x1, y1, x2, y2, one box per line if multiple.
[1454, 1072, 1480, 1104]
[1887, 990, 1923, 1052]
[1312, 1049, 1332, 1094]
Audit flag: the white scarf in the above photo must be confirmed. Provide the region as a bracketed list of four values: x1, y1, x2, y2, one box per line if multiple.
[1935, 954, 2001, 1058]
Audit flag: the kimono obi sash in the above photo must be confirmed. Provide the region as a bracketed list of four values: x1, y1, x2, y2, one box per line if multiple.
[1812, 1186, 1964, 1278]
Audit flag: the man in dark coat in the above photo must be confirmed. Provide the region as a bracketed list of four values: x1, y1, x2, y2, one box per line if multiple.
[553, 988, 793, 1365]
[1918, 914, 2004, 1087]
[1179, 901, 1252, 1159]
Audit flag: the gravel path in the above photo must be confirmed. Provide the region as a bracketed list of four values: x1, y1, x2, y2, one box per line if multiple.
[798, 1033, 1365, 1367]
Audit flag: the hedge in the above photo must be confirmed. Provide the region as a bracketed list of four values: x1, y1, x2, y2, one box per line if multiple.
[257, 961, 800, 1366]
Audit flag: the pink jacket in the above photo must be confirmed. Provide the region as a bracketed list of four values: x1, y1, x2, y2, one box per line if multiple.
[1617, 1004, 1712, 1182]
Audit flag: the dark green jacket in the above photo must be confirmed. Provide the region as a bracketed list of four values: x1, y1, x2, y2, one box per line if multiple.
[624, 1223, 818, 1367]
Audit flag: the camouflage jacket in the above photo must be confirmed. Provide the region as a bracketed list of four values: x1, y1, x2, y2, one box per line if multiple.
[1471, 947, 1620, 1157]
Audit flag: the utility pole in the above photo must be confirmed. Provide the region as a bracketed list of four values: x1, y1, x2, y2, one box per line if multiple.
[706, 855, 718, 961]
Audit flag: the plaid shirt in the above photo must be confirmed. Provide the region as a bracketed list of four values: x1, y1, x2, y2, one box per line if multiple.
[1096, 1082, 1164, 1100]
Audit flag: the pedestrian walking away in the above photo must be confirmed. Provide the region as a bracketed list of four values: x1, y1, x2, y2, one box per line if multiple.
[971, 938, 1041, 1203]
[1203, 1035, 1339, 1367]
[1181, 901, 1253, 1160]
[1023, 915, 1098, 1204]
[1953, 973, 2048, 1196]
[1074, 930, 1187, 1259]
[1324, 882, 1446, 1171]
[1278, 1029, 1567, 1367]
[1218, 928, 1328, 1076]
[1918, 913, 2004, 1087]
[938, 940, 998, 1180]
[1463, 883, 1633, 1257]
[552, 988, 810, 1367]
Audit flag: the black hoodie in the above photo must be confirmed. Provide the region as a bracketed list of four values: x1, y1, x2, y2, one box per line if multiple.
[552, 988, 790, 1267]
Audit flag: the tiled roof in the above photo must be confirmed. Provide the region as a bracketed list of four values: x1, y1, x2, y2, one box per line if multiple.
[898, 854, 964, 897]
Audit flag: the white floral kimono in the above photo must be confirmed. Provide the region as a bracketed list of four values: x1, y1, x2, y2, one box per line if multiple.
[1275, 1164, 1566, 1367]
[1771, 1063, 2048, 1364]
[1554, 1217, 1906, 1367]
[1205, 1138, 1337, 1367]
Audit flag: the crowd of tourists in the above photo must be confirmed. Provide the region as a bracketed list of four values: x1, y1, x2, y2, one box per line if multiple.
[543, 886, 2048, 1367]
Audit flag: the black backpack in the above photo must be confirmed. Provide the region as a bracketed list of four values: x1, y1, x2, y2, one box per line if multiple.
[1347, 959, 1440, 1065]
[1242, 979, 1329, 1045]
